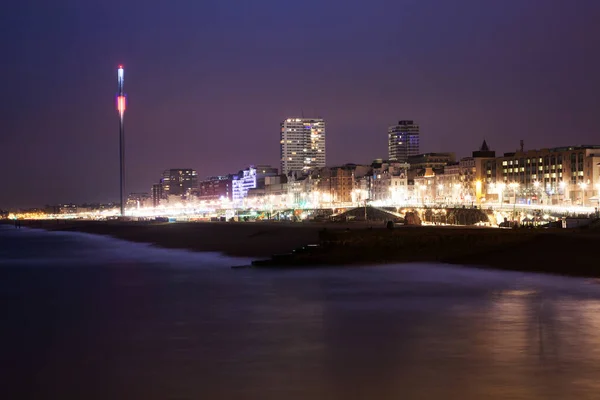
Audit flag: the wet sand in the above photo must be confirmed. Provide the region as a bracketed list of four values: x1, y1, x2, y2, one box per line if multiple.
[7, 219, 600, 277]
[11, 220, 342, 257]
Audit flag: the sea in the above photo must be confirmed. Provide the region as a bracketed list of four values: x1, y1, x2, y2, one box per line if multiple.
[2, 224, 600, 399]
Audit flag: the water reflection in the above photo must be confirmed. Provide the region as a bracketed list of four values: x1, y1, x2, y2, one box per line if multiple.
[3, 227, 600, 399]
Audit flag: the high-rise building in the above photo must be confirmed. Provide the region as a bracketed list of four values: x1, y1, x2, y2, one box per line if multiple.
[280, 118, 326, 175]
[161, 169, 198, 198]
[151, 183, 164, 207]
[388, 120, 420, 162]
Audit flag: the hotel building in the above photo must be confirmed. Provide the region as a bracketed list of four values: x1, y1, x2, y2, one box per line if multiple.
[486, 145, 600, 205]
[388, 120, 420, 162]
[280, 118, 326, 175]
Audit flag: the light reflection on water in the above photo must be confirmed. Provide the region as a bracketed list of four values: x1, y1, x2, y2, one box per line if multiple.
[1, 225, 600, 399]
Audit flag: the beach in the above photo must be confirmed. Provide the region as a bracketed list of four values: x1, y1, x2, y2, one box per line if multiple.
[11, 220, 333, 258]
[6, 219, 600, 276]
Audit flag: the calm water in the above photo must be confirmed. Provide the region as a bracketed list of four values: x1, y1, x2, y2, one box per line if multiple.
[1, 225, 600, 399]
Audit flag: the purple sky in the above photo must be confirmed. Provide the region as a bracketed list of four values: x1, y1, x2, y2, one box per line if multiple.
[2, 0, 600, 208]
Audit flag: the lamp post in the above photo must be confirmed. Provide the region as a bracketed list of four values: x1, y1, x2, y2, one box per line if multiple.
[559, 181, 567, 206]
[509, 182, 519, 222]
[533, 181, 540, 205]
[579, 182, 588, 207]
[497, 182, 506, 209]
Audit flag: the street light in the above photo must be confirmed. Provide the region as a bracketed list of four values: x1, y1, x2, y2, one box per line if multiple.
[497, 182, 506, 208]
[532, 181, 541, 205]
[579, 182, 588, 206]
[437, 184, 444, 205]
[509, 182, 519, 221]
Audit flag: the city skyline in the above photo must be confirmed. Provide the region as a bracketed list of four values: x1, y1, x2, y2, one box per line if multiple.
[2, 0, 600, 208]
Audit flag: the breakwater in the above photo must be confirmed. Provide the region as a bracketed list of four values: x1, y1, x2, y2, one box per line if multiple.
[252, 226, 600, 277]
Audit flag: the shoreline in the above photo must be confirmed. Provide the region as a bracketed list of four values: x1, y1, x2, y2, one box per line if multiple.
[5, 219, 347, 258]
[4, 219, 600, 277]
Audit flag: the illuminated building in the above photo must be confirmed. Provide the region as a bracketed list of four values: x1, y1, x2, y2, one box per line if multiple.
[127, 193, 151, 208]
[161, 169, 198, 198]
[197, 175, 234, 201]
[488, 145, 600, 206]
[232, 165, 278, 202]
[280, 118, 326, 175]
[371, 160, 409, 202]
[388, 120, 419, 162]
[312, 164, 372, 204]
[59, 204, 78, 214]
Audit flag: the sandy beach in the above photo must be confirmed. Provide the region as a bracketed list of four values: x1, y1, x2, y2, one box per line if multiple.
[6, 219, 600, 277]
[11, 220, 339, 257]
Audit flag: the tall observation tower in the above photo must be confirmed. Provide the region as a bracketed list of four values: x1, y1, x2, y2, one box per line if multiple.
[116, 65, 126, 216]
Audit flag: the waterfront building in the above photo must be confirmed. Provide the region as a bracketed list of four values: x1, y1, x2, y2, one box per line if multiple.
[280, 118, 326, 175]
[197, 175, 234, 202]
[126, 192, 151, 208]
[59, 204, 78, 214]
[408, 153, 455, 171]
[232, 165, 279, 203]
[247, 175, 289, 200]
[437, 163, 462, 203]
[312, 164, 372, 204]
[414, 141, 495, 204]
[371, 160, 409, 203]
[458, 141, 496, 202]
[388, 120, 420, 162]
[286, 172, 316, 207]
[407, 152, 455, 181]
[161, 169, 198, 198]
[487, 145, 600, 206]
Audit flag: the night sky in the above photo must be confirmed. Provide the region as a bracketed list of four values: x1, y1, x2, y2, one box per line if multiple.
[2, 0, 600, 208]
